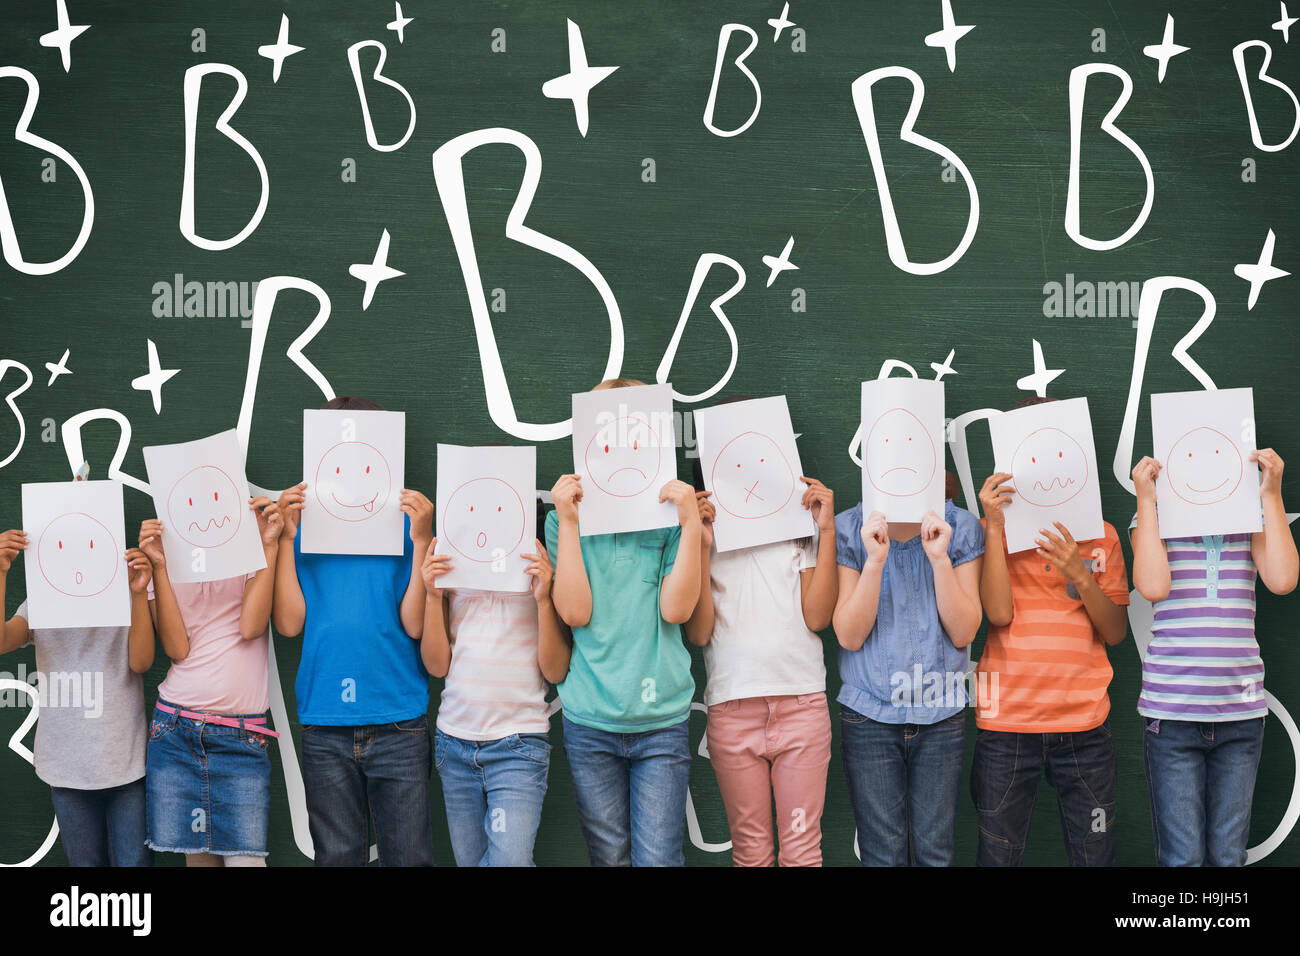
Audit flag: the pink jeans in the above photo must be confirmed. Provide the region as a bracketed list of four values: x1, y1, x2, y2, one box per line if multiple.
[706, 692, 832, 867]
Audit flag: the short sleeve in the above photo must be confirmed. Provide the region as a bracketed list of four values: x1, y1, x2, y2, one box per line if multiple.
[661, 525, 681, 577]
[544, 510, 560, 567]
[12, 601, 32, 648]
[146, 579, 155, 601]
[835, 504, 865, 572]
[947, 505, 985, 567]
[1096, 524, 1131, 606]
[795, 523, 820, 572]
[1127, 512, 1138, 532]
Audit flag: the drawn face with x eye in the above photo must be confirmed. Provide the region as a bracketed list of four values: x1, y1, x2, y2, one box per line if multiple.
[1011, 426, 1089, 507]
[584, 415, 663, 498]
[37, 512, 120, 597]
[711, 431, 796, 520]
[443, 478, 526, 563]
[315, 441, 392, 521]
[1167, 426, 1244, 506]
[864, 408, 936, 498]
[167, 465, 241, 547]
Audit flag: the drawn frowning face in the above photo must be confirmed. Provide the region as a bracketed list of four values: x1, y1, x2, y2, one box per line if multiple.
[864, 408, 936, 497]
[167, 465, 241, 547]
[37, 512, 120, 597]
[1166, 426, 1244, 506]
[315, 441, 393, 521]
[443, 478, 526, 563]
[711, 431, 796, 520]
[584, 415, 663, 498]
[1011, 426, 1089, 507]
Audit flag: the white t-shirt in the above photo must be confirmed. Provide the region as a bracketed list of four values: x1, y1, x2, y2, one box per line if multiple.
[435, 589, 552, 741]
[702, 529, 827, 706]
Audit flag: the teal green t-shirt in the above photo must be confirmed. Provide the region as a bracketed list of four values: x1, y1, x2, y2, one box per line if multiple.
[544, 510, 694, 733]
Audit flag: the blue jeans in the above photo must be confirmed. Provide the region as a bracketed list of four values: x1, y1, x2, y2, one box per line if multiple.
[971, 721, 1116, 866]
[51, 778, 152, 867]
[841, 707, 966, 866]
[562, 716, 691, 867]
[434, 728, 551, 866]
[1143, 716, 1264, 866]
[300, 714, 434, 866]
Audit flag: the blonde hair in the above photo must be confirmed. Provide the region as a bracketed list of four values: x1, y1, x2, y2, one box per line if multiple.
[592, 377, 647, 390]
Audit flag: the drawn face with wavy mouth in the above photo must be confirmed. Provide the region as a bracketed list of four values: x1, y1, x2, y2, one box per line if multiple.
[865, 408, 936, 497]
[712, 431, 796, 520]
[1167, 426, 1243, 506]
[443, 478, 526, 563]
[37, 512, 120, 597]
[1011, 426, 1089, 507]
[315, 441, 393, 522]
[584, 415, 662, 498]
[168, 465, 241, 547]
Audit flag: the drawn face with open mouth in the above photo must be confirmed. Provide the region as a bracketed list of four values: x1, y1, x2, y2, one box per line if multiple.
[167, 465, 241, 547]
[865, 407, 936, 497]
[1167, 426, 1243, 506]
[1011, 426, 1089, 507]
[37, 512, 120, 597]
[315, 441, 393, 522]
[584, 415, 662, 498]
[712, 430, 796, 520]
[443, 477, 526, 563]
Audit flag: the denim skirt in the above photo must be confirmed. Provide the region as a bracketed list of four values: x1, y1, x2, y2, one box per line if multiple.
[145, 700, 272, 857]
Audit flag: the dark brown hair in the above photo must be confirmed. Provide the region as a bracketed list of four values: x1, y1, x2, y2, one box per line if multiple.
[322, 396, 385, 411]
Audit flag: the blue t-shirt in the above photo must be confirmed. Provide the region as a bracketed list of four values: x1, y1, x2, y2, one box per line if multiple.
[834, 500, 985, 725]
[292, 514, 428, 725]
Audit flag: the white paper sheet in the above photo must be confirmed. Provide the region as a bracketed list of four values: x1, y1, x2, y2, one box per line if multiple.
[860, 379, 946, 522]
[989, 397, 1104, 552]
[1151, 388, 1263, 539]
[572, 383, 678, 536]
[21, 480, 131, 629]
[434, 444, 536, 592]
[142, 430, 267, 584]
[301, 409, 406, 555]
[694, 395, 815, 552]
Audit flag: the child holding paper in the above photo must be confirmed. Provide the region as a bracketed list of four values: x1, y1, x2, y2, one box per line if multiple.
[546, 378, 703, 867]
[833, 480, 984, 866]
[0, 528, 155, 866]
[141, 494, 282, 866]
[1131, 448, 1298, 866]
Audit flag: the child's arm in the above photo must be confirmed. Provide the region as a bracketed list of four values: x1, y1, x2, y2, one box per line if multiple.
[550, 475, 592, 628]
[1251, 449, 1299, 595]
[239, 497, 283, 640]
[797, 477, 838, 632]
[1036, 522, 1127, 646]
[978, 473, 1015, 627]
[833, 511, 889, 651]
[125, 547, 156, 673]
[684, 491, 714, 647]
[526, 539, 572, 684]
[922, 511, 984, 649]
[272, 482, 307, 637]
[398, 490, 435, 639]
[418, 539, 452, 678]
[1130, 457, 1171, 602]
[0, 529, 31, 654]
[140, 519, 190, 661]
[658, 480, 702, 624]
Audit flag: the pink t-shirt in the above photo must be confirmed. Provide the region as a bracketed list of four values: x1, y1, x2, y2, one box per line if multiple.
[151, 573, 270, 715]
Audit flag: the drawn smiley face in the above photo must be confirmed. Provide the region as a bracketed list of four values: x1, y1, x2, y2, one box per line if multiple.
[443, 478, 526, 563]
[864, 407, 937, 498]
[315, 441, 393, 522]
[711, 431, 796, 520]
[167, 465, 242, 548]
[1011, 426, 1089, 507]
[583, 415, 663, 498]
[37, 512, 120, 597]
[1166, 426, 1244, 506]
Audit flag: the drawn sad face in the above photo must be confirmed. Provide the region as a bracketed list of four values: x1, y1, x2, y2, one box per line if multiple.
[167, 465, 242, 547]
[864, 408, 937, 497]
[1011, 427, 1089, 507]
[1167, 427, 1244, 505]
[315, 441, 393, 521]
[584, 416, 663, 498]
[37, 512, 120, 597]
[444, 478, 526, 563]
[711, 431, 796, 520]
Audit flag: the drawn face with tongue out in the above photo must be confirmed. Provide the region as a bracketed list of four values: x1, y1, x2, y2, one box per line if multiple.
[443, 478, 527, 563]
[167, 465, 242, 547]
[1011, 427, 1088, 507]
[37, 512, 120, 597]
[315, 441, 392, 522]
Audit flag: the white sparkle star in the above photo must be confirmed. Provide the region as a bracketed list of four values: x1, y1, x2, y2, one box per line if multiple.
[1016, 340, 1064, 398]
[923, 0, 975, 73]
[387, 2, 413, 44]
[258, 14, 304, 83]
[39, 0, 90, 74]
[1275, 2, 1298, 42]
[930, 349, 958, 381]
[1142, 14, 1189, 84]
[44, 348, 72, 386]
[767, 3, 796, 42]
[349, 229, 405, 310]
[1234, 229, 1289, 310]
[761, 236, 799, 288]
[542, 20, 619, 138]
[131, 340, 180, 414]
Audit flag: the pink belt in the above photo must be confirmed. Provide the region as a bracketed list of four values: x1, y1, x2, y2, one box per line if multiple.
[155, 702, 281, 739]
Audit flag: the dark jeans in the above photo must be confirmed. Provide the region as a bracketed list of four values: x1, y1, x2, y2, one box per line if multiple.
[300, 714, 434, 866]
[50, 777, 153, 867]
[970, 720, 1116, 866]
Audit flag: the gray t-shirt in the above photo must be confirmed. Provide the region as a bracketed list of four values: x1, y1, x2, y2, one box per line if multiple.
[15, 601, 147, 790]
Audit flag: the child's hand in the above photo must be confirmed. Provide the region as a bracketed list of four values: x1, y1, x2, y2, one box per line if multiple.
[551, 474, 583, 523]
[1251, 448, 1285, 499]
[400, 489, 434, 543]
[523, 539, 554, 605]
[278, 483, 307, 538]
[126, 548, 153, 593]
[421, 538, 453, 595]
[979, 473, 1015, 529]
[860, 511, 889, 567]
[0, 529, 29, 573]
[1132, 457, 1161, 504]
[251, 496, 282, 547]
[660, 480, 698, 525]
[1035, 522, 1087, 587]
[800, 477, 835, 533]
[139, 519, 166, 568]
[696, 491, 715, 550]
[920, 510, 952, 562]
